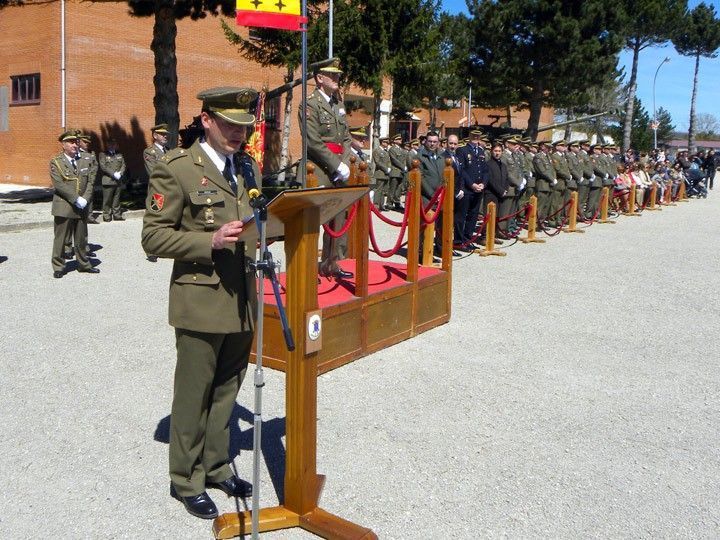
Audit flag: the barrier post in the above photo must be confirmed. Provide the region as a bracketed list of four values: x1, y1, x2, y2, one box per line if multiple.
[677, 180, 689, 202]
[421, 221, 436, 266]
[645, 182, 661, 211]
[599, 187, 616, 224]
[406, 161, 420, 284]
[520, 195, 546, 244]
[563, 191, 585, 234]
[665, 181, 677, 206]
[623, 184, 641, 217]
[478, 202, 506, 257]
[441, 159, 455, 273]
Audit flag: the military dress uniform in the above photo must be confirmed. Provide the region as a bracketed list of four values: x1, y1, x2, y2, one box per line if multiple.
[50, 131, 96, 275]
[549, 143, 571, 226]
[98, 146, 126, 221]
[499, 141, 524, 233]
[78, 136, 99, 223]
[565, 143, 583, 213]
[577, 142, 595, 216]
[141, 87, 260, 517]
[372, 139, 392, 208]
[301, 64, 353, 277]
[587, 146, 606, 217]
[388, 136, 408, 210]
[532, 145, 556, 223]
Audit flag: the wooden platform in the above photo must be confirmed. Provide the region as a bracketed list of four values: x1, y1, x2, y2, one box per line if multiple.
[253, 258, 450, 374]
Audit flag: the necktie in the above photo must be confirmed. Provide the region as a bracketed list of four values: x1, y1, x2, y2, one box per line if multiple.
[71, 158, 77, 172]
[358, 150, 365, 161]
[223, 157, 237, 195]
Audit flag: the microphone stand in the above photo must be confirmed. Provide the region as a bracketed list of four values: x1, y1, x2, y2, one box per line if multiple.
[248, 192, 295, 540]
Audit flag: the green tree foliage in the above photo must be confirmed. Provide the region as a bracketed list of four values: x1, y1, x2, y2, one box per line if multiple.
[609, 97, 652, 152]
[672, 2, 720, 151]
[655, 106, 675, 144]
[127, 1, 237, 148]
[469, 0, 623, 140]
[618, 0, 687, 152]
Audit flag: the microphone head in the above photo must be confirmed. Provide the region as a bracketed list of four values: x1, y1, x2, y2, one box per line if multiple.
[248, 188, 260, 199]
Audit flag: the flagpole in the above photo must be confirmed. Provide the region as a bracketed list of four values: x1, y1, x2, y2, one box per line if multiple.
[301, 0, 308, 188]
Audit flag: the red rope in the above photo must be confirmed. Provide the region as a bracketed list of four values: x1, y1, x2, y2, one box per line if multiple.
[496, 204, 531, 240]
[539, 199, 573, 236]
[367, 193, 411, 258]
[420, 187, 446, 225]
[322, 200, 359, 238]
[579, 191, 603, 226]
[453, 212, 490, 249]
[370, 199, 408, 226]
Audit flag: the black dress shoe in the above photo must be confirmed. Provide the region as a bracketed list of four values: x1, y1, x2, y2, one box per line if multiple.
[170, 484, 218, 519]
[333, 269, 353, 279]
[78, 267, 100, 274]
[63, 252, 74, 260]
[103, 216, 112, 222]
[87, 217, 100, 225]
[147, 255, 158, 262]
[53, 270, 64, 279]
[207, 475, 252, 498]
[113, 215, 125, 221]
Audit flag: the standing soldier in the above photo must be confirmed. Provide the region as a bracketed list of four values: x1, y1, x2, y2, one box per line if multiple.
[533, 141, 556, 224]
[372, 137, 392, 210]
[499, 136, 525, 234]
[301, 59, 353, 279]
[77, 133, 100, 224]
[549, 140, 570, 226]
[50, 130, 99, 277]
[518, 138, 535, 210]
[577, 140, 595, 218]
[565, 141, 583, 217]
[388, 134, 407, 211]
[456, 130, 488, 246]
[144, 123, 170, 177]
[349, 126, 370, 167]
[588, 144, 607, 218]
[98, 138, 127, 222]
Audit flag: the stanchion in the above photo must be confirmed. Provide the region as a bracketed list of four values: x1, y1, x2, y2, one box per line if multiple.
[563, 191, 585, 234]
[665, 181, 677, 206]
[623, 184, 641, 217]
[520, 195, 546, 244]
[478, 202, 506, 257]
[421, 221, 436, 266]
[599, 187, 616, 224]
[645, 182, 661, 211]
[677, 180, 689, 202]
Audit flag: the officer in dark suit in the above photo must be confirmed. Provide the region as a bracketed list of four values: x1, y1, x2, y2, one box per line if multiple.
[142, 87, 260, 520]
[456, 129, 488, 246]
[442, 134, 465, 248]
[50, 130, 99, 278]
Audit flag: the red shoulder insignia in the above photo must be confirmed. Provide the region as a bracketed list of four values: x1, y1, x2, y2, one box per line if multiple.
[150, 193, 165, 211]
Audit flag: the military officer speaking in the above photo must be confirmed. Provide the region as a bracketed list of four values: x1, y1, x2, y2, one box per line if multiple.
[142, 87, 261, 520]
[301, 59, 354, 279]
[50, 130, 99, 278]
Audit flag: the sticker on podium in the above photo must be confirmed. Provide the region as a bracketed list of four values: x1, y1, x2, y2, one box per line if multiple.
[305, 310, 322, 354]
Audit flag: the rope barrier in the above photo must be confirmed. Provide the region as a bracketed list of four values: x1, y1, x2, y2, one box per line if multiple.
[539, 199, 573, 236]
[496, 204, 531, 240]
[367, 193, 413, 258]
[420, 187, 446, 225]
[321, 200, 359, 238]
[369, 200, 406, 226]
[453, 212, 491, 250]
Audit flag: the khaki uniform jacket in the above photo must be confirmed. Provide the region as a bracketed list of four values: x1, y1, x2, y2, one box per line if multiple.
[522, 151, 535, 189]
[388, 145, 407, 178]
[501, 149, 523, 196]
[50, 152, 94, 218]
[373, 147, 391, 180]
[551, 151, 571, 190]
[565, 151, 582, 189]
[602, 154, 618, 184]
[417, 146, 445, 204]
[144, 144, 166, 177]
[533, 151, 556, 192]
[302, 88, 351, 186]
[79, 149, 99, 184]
[579, 149, 597, 187]
[141, 140, 261, 334]
[98, 151, 126, 186]
[590, 153, 607, 187]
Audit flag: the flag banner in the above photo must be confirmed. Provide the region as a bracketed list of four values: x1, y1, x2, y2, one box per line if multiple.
[236, 0, 306, 31]
[247, 90, 266, 172]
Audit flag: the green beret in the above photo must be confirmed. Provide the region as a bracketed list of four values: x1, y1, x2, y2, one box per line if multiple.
[379, 136, 389, 143]
[58, 130, 79, 142]
[151, 123, 170, 134]
[197, 86, 258, 126]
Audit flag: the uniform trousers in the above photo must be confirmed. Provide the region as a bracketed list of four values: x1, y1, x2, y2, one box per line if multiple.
[52, 216, 91, 272]
[586, 187, 602, 218]
[102, 184, 124, 219]
[320, 211, 348, 274]
[372, 178, 388, 208]
[536, 190, 551, 223]
[498, 194, 518, 233]
[170, 329, 252, 497]
[577, 183, 590, 214]
[387, 176, 403, 206]
[463, 191, 484, 243]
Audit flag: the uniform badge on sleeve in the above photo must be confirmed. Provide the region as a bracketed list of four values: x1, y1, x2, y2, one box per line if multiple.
[150, 193, 165, 211]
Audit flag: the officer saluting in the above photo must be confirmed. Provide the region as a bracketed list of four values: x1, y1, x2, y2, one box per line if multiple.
[142, 87, 260, 520]
[301, 59, 353, 279]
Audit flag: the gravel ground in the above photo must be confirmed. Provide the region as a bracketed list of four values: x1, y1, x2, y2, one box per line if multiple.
[1, 187, 718, 539]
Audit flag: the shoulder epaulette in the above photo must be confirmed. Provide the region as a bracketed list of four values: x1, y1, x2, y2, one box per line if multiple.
[164, 148, 188, 163]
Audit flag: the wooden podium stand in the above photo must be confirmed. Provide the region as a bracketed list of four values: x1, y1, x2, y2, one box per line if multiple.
[214, 186, 377, 539]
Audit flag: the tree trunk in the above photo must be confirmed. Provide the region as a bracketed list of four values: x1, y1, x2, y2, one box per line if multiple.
[564, 108, 573, 141]
[152, 1, 179, 148]
[622, 40, 640, 153]
[277, 66, 295, 184]
[372, 94, 381, 148]
[505, 104, 512, 128]
[688, 53, 700, 154]
[526, 85, 544, 141]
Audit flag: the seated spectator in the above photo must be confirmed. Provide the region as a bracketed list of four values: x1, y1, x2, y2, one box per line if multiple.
[614, 163, 632, 211]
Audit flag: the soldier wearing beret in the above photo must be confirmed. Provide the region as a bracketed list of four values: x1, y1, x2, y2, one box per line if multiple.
[349, 126, 371, 170]
[142, 86, 260, 520]
[98, 138, 127, 221]
[387, 134, 408, 211]
[549, 140, 571, 226]
[50, 131, 99, 277]
[532, 141, 556, 224]
[300, 60, 353, 279]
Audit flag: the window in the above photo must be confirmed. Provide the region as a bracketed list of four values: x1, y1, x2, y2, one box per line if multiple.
[10, 73, 40, 105]
[264, 95, 281, 131]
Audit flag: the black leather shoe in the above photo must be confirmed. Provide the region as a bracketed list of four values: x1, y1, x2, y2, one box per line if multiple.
[63, 252, 74, 260]
[114, 215, 125, 221]
[333, 269, 354, 279]
[207, 475, 252, 498]
[53, 270, 64, 279]
[103, 217, 112, 222]
[87, 217, 100, 225]
[78, 267, 100, 274]
[170, 484, 218, 519]
[147, 255, 158, 263]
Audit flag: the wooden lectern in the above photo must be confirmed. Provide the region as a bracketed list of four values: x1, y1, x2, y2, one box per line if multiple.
[214, 186, 377, 540]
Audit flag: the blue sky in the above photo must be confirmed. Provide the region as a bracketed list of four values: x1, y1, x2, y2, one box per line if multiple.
[440, 0, 720, 132]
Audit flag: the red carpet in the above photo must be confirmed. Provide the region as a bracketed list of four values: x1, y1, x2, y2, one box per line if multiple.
[261, 259, 444, 308]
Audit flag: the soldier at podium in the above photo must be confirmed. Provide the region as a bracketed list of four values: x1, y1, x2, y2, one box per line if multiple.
[142, 86, 260, 520]
[301, 59, 353, 279]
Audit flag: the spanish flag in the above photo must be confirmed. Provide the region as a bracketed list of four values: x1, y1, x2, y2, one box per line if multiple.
[236, 0, 306, 31]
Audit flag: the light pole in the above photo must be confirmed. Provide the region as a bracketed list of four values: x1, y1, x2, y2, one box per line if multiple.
[653, 56, 670, 150]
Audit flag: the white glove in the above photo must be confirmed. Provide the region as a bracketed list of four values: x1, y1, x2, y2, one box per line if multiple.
[552, 179, 557, 186]
[113, 171, 122, 180]
[456, 189, 464, 200]
[605, 174, 609, 179]
[337, 162, 350, 181]
[75, 196, 88, 209]
[404, 167, 407, 172]
[519, 179, 527, 191]
[369, 190, 375, 199]
[386, 168, 391, 175]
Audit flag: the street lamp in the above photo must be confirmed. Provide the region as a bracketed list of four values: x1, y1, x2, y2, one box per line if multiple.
[653, 56, 671, 150]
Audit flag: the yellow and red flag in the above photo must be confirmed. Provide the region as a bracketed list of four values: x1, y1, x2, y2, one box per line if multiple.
[246, 90, 266, 172]
[236, 0, 306, 31]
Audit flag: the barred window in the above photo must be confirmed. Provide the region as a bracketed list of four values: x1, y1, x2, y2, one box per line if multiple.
[11, 73, 41, 105]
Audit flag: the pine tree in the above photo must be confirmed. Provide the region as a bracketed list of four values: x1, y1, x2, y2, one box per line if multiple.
[655, 107, 675, 145]
[672, 2, 720, 152]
